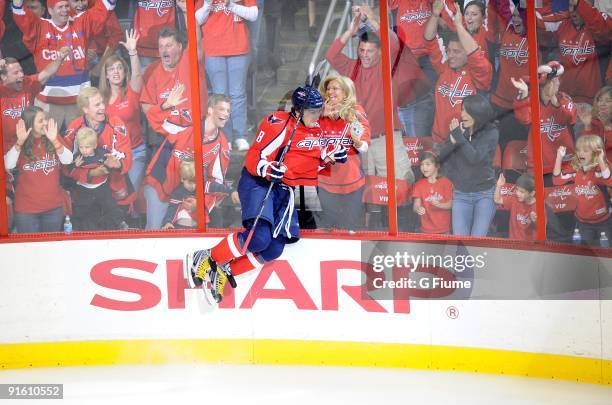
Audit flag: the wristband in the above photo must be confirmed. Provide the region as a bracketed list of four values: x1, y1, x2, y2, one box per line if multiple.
[128, 51, 137, 56]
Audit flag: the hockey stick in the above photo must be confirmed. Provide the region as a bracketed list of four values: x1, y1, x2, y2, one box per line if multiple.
[240, 70, 325, 255]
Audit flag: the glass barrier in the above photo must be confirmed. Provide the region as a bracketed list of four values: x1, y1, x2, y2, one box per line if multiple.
[535, 0, 610, 247]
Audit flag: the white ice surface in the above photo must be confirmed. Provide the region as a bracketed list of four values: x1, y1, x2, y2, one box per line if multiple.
[1, 364, 611, 405]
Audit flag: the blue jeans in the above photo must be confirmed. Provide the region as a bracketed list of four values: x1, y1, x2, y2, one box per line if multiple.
[144, 185, 169, 230]
[205, 54, 251, 142]
[14, 206, 63, 233]
[452, 187, 496, 237]
[397, 93, 434, 137]
[128, 144, 147, 195]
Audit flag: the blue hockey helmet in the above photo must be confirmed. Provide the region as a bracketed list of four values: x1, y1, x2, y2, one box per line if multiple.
[291, 86, 324, 111]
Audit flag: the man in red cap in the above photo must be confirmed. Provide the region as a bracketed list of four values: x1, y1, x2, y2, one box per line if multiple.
[11, 0, 117, 130]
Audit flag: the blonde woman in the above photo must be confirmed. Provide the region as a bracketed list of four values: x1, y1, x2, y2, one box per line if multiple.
[317, 75, 371, 231]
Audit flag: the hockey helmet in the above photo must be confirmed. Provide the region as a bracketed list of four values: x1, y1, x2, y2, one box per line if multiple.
[291, 86, 324, 111]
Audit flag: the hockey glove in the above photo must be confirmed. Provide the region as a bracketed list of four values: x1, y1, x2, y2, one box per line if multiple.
[257, 160, 287, 183]
[322, 145, 348, 165]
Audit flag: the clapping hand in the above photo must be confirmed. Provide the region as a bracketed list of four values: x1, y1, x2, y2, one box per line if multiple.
[120, 29, 140, 55]
[15, 119, 31, 147]
[163, 84, 188, 110]
[510, 77, 528, 98]
[44, 118, 59, 143]
[497, 173, 506, 187]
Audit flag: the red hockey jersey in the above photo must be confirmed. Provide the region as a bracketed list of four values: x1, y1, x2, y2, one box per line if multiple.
[514, 93, 577, 174]
[491, 26, 530, 109]
[12, 0, 116, 105]
[12, 137, 69, 214]
[498, 194, 536, 240]
[199, 0, 256, 57]
[427, 37, 493, 143]
[134, 0, 177, 58]
[553, 167, 612, 224]
[244, 111, 326, 187]
[317, 105, 371, 194]
[390, 0, 433, 57]
[0, 76, 42, 153]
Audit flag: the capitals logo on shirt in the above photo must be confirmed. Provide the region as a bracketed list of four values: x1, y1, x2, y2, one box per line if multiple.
[3, 97, 26, 119]
[515, 213, 532, 225]
[399, 9, 431, 25]
[540, 117, 566, 142]
[424, 192, 444, 204]
[438, 76, 473, 107]
[575, 183, 598, 199]
[22, 153, 58, 175]
[500, 37, 529, 66]
[138, 0, 175, 17]
[559, 34, 595, 65]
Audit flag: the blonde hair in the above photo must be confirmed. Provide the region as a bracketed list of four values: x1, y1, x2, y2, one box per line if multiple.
[592, 85, 612, 123]
[77, 87, 101, 110]
[75, 127, 98, 148]
[179, 160, 196, 182]
[98, 54, 131, 104]
[320, 75, 358, 123]
[572, 135, 604, 171]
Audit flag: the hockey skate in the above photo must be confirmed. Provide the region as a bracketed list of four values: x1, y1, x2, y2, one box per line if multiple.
[186, 249, 237, 304]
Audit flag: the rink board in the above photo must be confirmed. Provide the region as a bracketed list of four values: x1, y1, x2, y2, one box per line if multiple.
[0, 237, 611, 385]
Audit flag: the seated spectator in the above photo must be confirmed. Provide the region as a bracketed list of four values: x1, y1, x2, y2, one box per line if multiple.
[11, 0, 117, 129]
[438, 94, 498, 236]
[553, 136, 611, 245]
[0, 48, 68, 153]
[64, 87, 134, 207]
[512, 61, 577, 176]
[412, 151, 453, 234]
[3, 107, 72, 233]
[67, 127, 126, 230]
[144, 93, 235, 229]
[316, 75, 371, 232]
[494, 172, 537, 240]
[195, 0, 259, 151]
[162, 160, 197, 230]
[424, 1, 493, 144]
[99, 30, 147, 201]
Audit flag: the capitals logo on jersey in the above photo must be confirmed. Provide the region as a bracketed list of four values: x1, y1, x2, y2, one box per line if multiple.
[22, 153, 58, 175]
[575, 183, 599, 199]
[424, 192, 444, 204]
[438, 76, 473, 107]
[500, 37, 529, 66]
[399, 9, 431, 25]
[138, 0, 175, 17]
[3, 97, 26, 119]
[559, 34, 595, 65]
[540, 116, 567, 142]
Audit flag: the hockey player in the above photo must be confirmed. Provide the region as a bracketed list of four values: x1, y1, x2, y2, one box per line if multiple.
[187, 86, 349, 304]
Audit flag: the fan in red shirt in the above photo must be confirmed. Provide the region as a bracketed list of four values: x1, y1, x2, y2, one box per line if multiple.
[98, 30, 148, 201]
[412, 151, 453, 234]
[0, 50, 68, 153]
[133, 0, 177, 62]
[424, 1, 493, 144]
[316, 75, 371, 232]
[11, 0, 117, 129]
[494, 172, 537, 240]
[539, 0, 609, 103]
[390, 0, 434, 58]
[512, 61, 577, 176]
[195, 0, 258, 150]
[3, 106, 73, 233]
[553, 136, 612, 245]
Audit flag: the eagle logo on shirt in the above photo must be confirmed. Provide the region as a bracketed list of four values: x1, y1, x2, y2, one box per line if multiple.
[267, 114, 283, 125]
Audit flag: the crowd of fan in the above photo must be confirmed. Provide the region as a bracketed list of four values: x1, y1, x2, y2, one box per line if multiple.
[0, 0, 610, 246]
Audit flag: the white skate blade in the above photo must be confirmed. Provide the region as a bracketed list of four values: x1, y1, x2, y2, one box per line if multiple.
[185, 253, 198, 289]
[201, 278, 219, 308]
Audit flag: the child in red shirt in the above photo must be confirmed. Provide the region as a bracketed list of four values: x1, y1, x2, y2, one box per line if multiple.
[494, 173, 537, 240]
[412, 151, 453, 234]
[553, 135, 612, 245]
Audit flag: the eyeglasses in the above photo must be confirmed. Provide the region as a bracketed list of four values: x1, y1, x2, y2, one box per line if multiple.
[106, 64, 125, 73]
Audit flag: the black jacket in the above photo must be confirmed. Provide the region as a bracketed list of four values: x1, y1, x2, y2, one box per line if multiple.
[438, 123, 499, 193]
